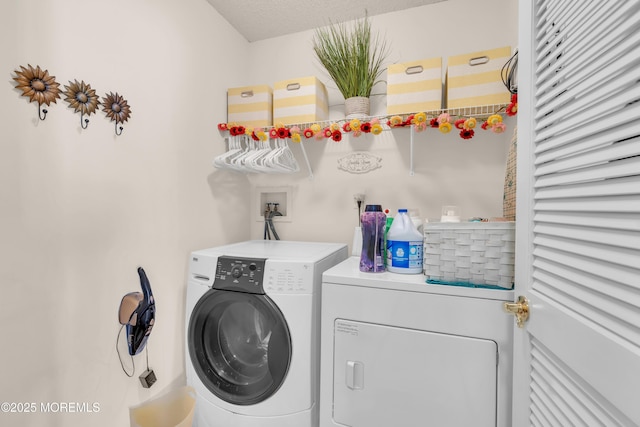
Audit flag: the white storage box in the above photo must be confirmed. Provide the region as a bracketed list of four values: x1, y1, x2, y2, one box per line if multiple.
[273, 76, 328, 125]
[386, 57, 442, 114]
[227, 85, 272, 128]
[445, 46, 513, 108]
[423, 222, 515, 289]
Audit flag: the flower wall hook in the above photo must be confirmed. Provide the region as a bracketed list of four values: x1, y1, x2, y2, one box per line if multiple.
[102, 91, 131, 135]
[64, 79, 100, 129]
[13, 64, 61, 120]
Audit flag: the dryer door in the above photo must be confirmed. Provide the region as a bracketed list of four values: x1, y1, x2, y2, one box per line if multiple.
[188, 289, 292, 405]
[333, 319, 498, 427]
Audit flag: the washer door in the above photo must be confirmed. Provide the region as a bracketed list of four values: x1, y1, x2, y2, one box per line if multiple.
[188, 289, 292, 405]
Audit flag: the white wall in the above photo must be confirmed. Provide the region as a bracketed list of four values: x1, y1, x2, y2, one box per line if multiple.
[237, 0, 519, 247]
[0, 0, 517, 425]
[0, 1, 250, 426]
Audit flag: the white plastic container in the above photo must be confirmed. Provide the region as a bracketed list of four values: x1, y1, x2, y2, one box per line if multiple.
[386, 209, 423, 274]
[440, 205, 461, 222]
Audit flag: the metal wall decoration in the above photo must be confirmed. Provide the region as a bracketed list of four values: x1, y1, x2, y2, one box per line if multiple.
[12, 65, 132, 135]
[102, 92, 132, 136]
[13, 64, 61, 120]
[63, 79, 100, 129]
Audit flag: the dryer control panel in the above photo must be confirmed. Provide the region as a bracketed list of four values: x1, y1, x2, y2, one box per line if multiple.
[213, 256, 266, 294]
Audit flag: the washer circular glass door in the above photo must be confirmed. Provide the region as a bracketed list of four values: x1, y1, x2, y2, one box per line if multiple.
[188, 289, 292, 405]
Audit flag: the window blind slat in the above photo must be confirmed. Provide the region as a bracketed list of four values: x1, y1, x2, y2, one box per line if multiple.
[535, 43, 640, 123]
[535, 121, 638, 165]
[535, 175, 640, 200]
[535, 0, 594, 48]
[534, 0, 566, 34]
[531, 270, 640, 348]
[535, 156, 640, 188]
[535, 1, 619, 79]
[532, 244, 640, 292]
[534, 103, 640, 153]
[535, 2, 637, 86]
[534, 195, 640, 214]
[535, 13, 640, 111]
[535, 137, 640, 176]
[535, 210, 640, 233]
[534, 223, 640, 251]
[531, 350, 622, 426]
[534, 235, 638, 270]
[535, 57, 640, 132]
[533, 258, 640, 312]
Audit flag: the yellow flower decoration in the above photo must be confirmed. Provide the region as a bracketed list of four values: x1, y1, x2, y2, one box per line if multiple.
[349, 118, 361, 131]
[439, 122, 452, 134]
[291, 133, 301, 143]
[464, 117, 477, 129]
[413, 112, 427, 124]
[330, 122, 340, 131]
[310, 123, 321, 134]
[389, 115, 403, 127]
[256, 131, 267, 141]
[245, 127, 254, 135]
[487, 114, 503, 125]
[371, 123, 383, 135]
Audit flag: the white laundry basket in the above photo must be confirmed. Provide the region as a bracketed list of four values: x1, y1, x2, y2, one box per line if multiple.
[130, 386, 196, 427]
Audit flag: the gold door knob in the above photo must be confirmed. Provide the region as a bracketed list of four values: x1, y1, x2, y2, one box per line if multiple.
[503, 296, 529, 328]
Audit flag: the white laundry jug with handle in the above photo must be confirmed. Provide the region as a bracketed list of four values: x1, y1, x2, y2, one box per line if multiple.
[386, 209, 423, 274]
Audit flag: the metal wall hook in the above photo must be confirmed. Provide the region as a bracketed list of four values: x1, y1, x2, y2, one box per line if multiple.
[115, 122, 124, 136]
[38, 104, 48, 120]
[80, 113, 89, 129]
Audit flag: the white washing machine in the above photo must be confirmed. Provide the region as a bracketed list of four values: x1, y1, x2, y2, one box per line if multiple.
[320, 257, 514, 427]
[186, 240, 347, 427]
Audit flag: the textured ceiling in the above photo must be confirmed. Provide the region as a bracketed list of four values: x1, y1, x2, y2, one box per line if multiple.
[205, 0, 447, 42]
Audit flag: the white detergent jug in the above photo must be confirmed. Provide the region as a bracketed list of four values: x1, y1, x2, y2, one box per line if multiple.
[386, 209, 423, 274]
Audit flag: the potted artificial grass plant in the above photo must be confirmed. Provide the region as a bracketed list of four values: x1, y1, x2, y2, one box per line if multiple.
[312, 14, 390, 118]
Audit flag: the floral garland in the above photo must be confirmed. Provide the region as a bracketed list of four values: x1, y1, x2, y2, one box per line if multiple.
[218, 94, 517, 143]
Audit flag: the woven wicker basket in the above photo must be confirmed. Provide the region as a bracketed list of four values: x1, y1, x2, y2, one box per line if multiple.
[423, 222, 515, 289]
[503, 127, 517, 221]
[344, 96, 370, 119]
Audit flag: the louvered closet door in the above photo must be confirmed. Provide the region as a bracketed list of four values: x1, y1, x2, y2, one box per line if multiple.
[512, 0, 640, 426]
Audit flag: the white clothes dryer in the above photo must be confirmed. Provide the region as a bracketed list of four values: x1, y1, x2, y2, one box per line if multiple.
[186, 240, 347, 427]
[320, 257, 514, 427]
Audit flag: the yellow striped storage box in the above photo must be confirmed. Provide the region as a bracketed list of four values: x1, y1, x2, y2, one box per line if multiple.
[386, 57, 443, 114]
[227, 85, 272, 128]
[445, 47, 512, 108]
[273, 76, 328, 125]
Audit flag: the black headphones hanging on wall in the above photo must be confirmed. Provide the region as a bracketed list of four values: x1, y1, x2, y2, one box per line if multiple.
[118, 267, 155, 356]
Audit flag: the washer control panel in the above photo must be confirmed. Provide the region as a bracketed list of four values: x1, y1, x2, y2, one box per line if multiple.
[213, 256, 266, 294]
[263, 263, 313, 293]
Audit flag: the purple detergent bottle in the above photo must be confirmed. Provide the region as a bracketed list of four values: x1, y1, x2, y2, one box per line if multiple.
[360, 204, 386, 272]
